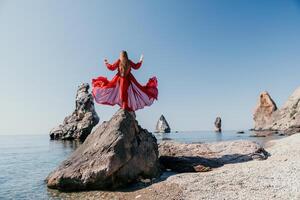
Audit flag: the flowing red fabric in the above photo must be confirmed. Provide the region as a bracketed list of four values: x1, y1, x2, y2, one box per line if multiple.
[92, 59, 158, 111]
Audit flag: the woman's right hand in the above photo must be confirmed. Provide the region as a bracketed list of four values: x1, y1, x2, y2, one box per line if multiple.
[104, 58, 108, 65]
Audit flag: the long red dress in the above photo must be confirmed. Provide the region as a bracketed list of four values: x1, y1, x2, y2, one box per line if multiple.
[92, 59, 158, 111]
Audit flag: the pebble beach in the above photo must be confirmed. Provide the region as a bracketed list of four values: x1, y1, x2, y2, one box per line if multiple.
[48, 133, 300, 200]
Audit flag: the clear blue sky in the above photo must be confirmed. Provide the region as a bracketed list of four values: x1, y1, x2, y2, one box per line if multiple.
[1, 0, 300, 134]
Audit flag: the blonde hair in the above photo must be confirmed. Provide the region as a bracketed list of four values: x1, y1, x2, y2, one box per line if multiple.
[119, 50, 130, 76]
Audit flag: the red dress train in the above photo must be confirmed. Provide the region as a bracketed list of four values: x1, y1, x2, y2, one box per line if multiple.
[92, 59, 158, 111]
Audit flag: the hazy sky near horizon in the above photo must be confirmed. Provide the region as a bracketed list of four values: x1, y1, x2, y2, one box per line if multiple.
[1, 0, 300, 134]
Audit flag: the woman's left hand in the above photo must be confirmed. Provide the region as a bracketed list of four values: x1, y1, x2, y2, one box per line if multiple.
[139, 54, 144, 62]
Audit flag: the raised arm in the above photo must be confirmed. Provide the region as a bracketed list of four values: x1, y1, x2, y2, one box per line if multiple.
[130, 54, 144, 70]
[130, 60, 142, 70]
[105, 59, 120, 71]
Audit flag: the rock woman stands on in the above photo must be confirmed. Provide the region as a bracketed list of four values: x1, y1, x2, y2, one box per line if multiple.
[92, 51, 158, 111]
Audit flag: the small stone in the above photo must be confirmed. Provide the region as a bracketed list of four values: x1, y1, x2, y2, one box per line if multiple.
[193, 165, 211, 172]
[141, 179, 151, 183]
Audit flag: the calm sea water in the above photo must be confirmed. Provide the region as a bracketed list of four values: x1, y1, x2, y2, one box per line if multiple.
[0, 131, 284, 199]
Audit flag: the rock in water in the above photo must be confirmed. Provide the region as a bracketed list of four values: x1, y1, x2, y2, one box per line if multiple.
[46, 109, 161, 191]
[214, 117, 222, 132]
[49, 83, 99, 141]
[155, 115, 171, 133]
[253, 91, 277, 130]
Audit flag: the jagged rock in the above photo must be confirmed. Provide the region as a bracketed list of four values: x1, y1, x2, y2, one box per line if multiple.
[159, 140, 268, 173]
[214, 117, 222, 132]
[253, 91, 277, 130]
[271, 87, 300, 130]
[253, 87, 300, 135]
[155, 115, 171, 133]
[46, 109, 160, 191]
[50, 83, 99, 141]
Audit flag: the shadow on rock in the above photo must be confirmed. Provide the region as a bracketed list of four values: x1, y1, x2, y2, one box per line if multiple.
[158, 141, 269, 173]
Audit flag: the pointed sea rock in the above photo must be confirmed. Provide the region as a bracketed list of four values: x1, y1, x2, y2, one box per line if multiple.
[49, 83, 99, 141]
[155, 115, 171, 133]
[253, 91, 277, 130]
[214, 117, 222, 132]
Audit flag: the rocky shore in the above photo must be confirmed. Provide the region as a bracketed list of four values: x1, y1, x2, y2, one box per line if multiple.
[48, 133, 300, 200]
[166, 133, 300, 200]
[47, 108, 267, 191]
[47, 109, 160, 191]
[46, 95, 300, 199]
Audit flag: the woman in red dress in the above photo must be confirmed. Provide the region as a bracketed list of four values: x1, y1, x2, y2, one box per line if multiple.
[92, 51, 158, 111]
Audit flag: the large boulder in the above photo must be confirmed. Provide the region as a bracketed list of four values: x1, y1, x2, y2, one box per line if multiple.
[50, 83, 99, 141]
[159, 140, 268, 173]
[253, 91, 277, 130]
[46, 109, 161, 191]
[155, 115, 171, 133]
[253, 87, 300, 134]
[214, 117, 222, 132]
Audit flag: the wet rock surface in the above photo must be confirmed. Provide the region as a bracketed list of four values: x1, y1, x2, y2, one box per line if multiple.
[46, 109, 160, 191]
[50, 83, 99, 141]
